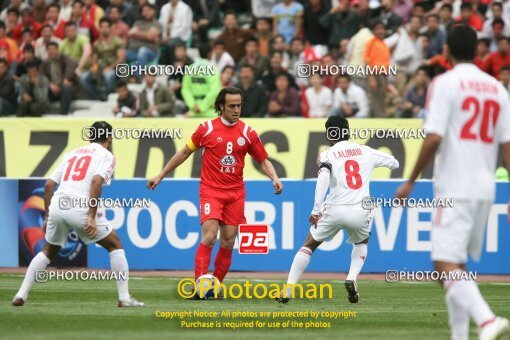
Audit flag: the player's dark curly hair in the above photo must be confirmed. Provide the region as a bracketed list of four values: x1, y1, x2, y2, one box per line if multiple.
[325, 115, 350, 142]
[90, 121, 113, 143]
[214, 87, 243, 115]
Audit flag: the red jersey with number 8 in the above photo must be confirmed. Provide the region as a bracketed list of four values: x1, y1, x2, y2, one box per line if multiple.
[186, 117, 268, 190]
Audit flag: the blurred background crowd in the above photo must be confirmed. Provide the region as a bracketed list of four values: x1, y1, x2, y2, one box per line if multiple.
[0, 0, 509, 118]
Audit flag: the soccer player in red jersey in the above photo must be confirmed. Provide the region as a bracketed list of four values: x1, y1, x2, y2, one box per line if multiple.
[147, 87, 283, 292]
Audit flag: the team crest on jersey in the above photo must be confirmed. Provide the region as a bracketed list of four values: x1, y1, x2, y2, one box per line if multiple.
[217, 137, 222, 142]
[237, 137, 246, 146]
[220, 155, 236, 166]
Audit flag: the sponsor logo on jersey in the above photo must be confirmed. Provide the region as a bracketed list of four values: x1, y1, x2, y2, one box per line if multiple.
[220, 155, 236, 166]
[237, 137, 246, 146]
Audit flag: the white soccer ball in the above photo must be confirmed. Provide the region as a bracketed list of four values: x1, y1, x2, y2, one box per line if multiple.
[195, 274, 222, 299]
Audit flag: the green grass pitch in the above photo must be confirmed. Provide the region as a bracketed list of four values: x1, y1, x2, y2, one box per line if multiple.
[0, 274, 509, 339]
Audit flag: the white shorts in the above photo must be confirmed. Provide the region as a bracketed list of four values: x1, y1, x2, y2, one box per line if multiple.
[45, 194, 113, 247]
[310, 203, 373, 244]
[431, 199, 492, 264]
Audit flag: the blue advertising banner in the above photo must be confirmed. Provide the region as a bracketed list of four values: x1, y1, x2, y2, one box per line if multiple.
[18, 180, 87, 267]
[88, 180, 510, 274]
[0, 179, 18, 267]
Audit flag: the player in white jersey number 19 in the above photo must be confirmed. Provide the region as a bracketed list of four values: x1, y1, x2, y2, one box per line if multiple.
[396, 25, 510, 340]
[277, 115, 399, 304]
[12, 121, 144, 308]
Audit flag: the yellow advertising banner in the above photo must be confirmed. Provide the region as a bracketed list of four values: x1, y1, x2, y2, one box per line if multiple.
[0, 118, 428, 179]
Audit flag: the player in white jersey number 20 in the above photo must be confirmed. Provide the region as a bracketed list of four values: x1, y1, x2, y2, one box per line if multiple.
[277, 115, 399, 304]
[396, 25, 510, 340]
[12, 121, 144, 308]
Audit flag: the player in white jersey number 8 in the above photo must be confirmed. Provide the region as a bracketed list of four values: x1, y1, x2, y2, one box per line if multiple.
[277, 115, 399, 304]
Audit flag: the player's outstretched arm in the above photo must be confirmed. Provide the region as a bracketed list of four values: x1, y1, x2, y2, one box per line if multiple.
[147, 145, 195, 190]
[370, 148, 400, 170]
[42, 179, 58, 233]
[395, 133, 442, 200]
[310, 166, 330, 228]
[86, 175, 105, 239]
[260, 159, 283, 195]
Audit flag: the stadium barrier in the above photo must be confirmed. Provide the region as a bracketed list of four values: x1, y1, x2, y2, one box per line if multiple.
[0, 118, 433, 179]
[4, 178, 509, 274]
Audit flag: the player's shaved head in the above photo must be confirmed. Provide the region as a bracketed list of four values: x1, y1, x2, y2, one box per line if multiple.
[447, 25, 477, 62]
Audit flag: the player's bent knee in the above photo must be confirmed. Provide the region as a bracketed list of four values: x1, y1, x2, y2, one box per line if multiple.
[434, 261, 464, 273]
[219, 238, 236, 249]
[97, 231, 123, 252]
[43, 243, 61, 260]
[202, 239, 216, 247]
[200, 220, 220, 246]
[303, 234, 321, 252]
[201, 233, 217, 246]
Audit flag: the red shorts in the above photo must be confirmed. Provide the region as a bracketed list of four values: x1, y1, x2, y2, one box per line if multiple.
[199, 186, 246, 226]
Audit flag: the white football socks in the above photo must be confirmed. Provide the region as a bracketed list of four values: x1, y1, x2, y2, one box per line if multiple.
[346, 243, 367, 281]
[446, 287, 469, 340]
[444, 270, 495, 331]
[286, 247, 312, 297]
[109, 249, 130, 302]
[16, 251, 51, 300]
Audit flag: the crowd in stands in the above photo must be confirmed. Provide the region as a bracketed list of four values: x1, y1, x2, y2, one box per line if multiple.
[0, 0, 510, 118]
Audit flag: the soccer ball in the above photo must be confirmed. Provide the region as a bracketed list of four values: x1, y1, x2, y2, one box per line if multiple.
[195, 274, 222, 299]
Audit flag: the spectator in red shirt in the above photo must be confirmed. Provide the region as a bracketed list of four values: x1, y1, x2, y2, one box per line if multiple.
[455, 2, 483, 31]
[5, 8, 20, 38]
[70, 0, 99, 41]
[108, 5, 129, 44]
[12, 8, 42, 42]
[322, 53, 339, 90]
[83, 0, 104, 29]
[33, 0, 47, 23]
[18, 29, 36, 62]
[44, 4, 67, 39]
[425, 44, 452, 77]
[482, 37, 510, 79]
[499, 65, 510, 92]
[474, 38, 490, 69]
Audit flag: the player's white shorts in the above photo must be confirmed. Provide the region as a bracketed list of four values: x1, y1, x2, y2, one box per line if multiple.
[431, 199, 492, 264]
[310, 203, 372, 244]
[45, 193, 113, 247]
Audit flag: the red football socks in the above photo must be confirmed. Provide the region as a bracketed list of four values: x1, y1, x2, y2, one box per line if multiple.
[194, 243, 213, 280]
[213, 247, 233, 282]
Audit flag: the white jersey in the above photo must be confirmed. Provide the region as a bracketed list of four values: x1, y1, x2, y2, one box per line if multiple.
[312, 141, 399, 213]
[49, 143, 116, 197]
[423, 63, 510, 200]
